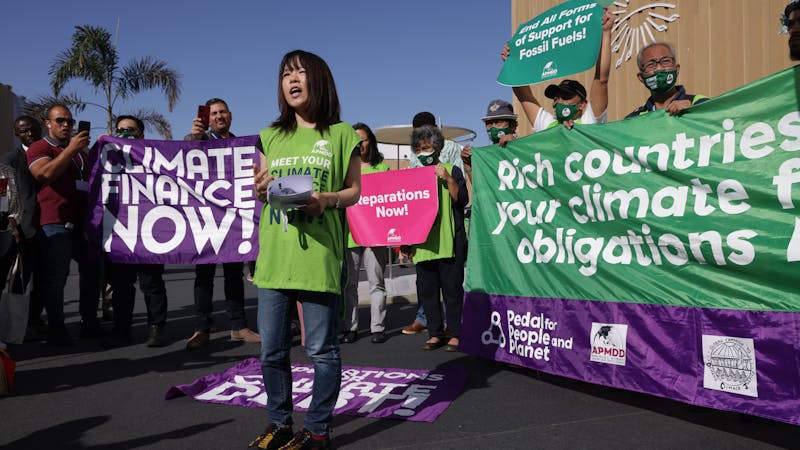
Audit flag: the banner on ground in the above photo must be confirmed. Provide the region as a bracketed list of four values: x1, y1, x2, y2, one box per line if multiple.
[347, 167, 439, 246]
[462, 66, 800, 425]
[87, 135, 261, 264]
[165, 358, 467, 423]
[497, 0, 604, 86]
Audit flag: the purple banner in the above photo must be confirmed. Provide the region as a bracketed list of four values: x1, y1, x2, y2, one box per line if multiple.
[87, 135, 261, 264]
[460, 292, 800, 425]
[165, 358, 467, 423]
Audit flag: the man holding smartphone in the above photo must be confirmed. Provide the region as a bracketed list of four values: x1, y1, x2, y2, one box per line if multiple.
[26, 104, 103, 346]
[183, 98, 259, 349]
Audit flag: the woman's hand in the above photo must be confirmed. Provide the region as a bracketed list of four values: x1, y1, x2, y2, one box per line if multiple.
[253, 164, 273, 203]
[299, 192, 327, 217]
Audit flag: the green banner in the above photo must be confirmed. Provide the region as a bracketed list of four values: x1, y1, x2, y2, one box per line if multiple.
[469, 66, 800, 312]
[498, 0, 604, 86]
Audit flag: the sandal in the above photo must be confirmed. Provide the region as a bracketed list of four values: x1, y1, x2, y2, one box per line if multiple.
[444, 338, 460, 352]
[421, 339, 446, 351]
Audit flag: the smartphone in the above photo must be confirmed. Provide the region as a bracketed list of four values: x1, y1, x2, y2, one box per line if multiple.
[78, 120, 91, 134]
[198, 105, 210, 128]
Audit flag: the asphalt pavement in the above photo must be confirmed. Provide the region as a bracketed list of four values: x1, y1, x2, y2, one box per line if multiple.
[1, 263, 798, 449]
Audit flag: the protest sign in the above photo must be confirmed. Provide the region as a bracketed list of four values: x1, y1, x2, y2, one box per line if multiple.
[462, 66, 800, 425]
[86, 135, 261, 264]
[165, 358, 467, 423]
[498, 0, 604, 86]
[347, 167, 439, 246]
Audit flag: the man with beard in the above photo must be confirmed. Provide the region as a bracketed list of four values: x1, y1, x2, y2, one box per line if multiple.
[184, 98, 260, 349]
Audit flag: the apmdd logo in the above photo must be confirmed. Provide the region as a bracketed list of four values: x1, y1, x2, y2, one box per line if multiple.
[589, 323, 628, 366]
[541, 61, 558, 79]
[387, 228, 401, 243]
[702, 335, 758, 398]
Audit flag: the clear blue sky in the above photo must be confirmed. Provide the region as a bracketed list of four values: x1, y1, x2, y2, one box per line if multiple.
[2, 1, 515, 148]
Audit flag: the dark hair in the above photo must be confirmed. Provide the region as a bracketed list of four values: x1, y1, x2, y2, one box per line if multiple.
[205, 98, 229, 109]
[412, 111, 436, 128]
[352, 122, 384, 166]
[411, 125, 444, 152]
[115, 115, 145, 132]
[272, 50, 341, 134]
[14, 115, 41, 130]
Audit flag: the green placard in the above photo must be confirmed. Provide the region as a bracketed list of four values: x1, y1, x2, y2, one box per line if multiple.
[498, 0, 604, 86]
[471, 66, 800, 313]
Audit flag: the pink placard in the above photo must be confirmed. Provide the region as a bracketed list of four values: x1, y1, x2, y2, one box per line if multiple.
[347, 166, 439, 246]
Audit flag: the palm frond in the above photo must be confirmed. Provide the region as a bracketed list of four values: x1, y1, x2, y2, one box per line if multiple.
[116, 56, 181, 112]
[49, 25, 118, 95]
[22, 94, 87, 123]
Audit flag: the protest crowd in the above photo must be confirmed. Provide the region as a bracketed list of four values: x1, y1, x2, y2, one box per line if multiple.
[2, 2, 799, 448]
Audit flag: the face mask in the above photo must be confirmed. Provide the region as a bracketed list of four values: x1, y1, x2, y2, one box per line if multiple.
[554, 103, 579, 122]
[416, 151, 438, 166]
[488, 126, 512, 144]
[642, 69, 677, 93]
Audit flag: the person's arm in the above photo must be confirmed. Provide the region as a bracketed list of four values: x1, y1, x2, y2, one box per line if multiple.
[435, 164, 459, 202]
[588, 7, 613, 117]
[502, 44, 545, 127]
[512, 85, 544, 129]
[28, 132, 88, 185]
[186, 118, 208, 141]
[450, 166, 468, 208]
[303, 150, 361, 216]
[460, 145, 472, 183]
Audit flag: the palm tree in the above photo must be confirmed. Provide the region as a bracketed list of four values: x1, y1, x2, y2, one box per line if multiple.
[27, 25, 181, 139]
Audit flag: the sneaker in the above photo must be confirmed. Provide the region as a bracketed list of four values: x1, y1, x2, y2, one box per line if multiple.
[370, 332, 387, 344]
[186, 331, 209, 350]
[146, 325, 168, 347]
[248, 423, 293, 449]
[231, 328, 261, 343]
[278, 429, 330, 450]
[401, 322, 427, 335]
[341, 330, 357, 343]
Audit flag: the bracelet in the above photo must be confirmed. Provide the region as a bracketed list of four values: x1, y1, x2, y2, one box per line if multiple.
[334, 192, 341, 209]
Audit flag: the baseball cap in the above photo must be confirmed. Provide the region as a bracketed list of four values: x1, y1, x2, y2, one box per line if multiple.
[481, 99, 517, 122]
[544, 79, 587, 101]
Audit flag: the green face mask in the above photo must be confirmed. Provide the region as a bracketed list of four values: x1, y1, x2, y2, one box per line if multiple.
[642, 69, 677, 93]
[488, 126, 512, 144]
[416, 151, 439, 166]
[554, 103, 579, 122]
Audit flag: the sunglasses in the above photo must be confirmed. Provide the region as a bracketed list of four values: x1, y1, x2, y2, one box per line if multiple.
[52, 117, 76, 126]
[116, 127, 140, 135]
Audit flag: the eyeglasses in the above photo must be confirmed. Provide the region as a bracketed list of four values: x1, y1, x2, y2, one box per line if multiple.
[640, 56, 676, 73]
[116, 127, 140, 135]
[53, 117, 76, 126]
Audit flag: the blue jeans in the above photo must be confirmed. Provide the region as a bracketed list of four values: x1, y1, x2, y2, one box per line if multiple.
[258, 288, 341, 435]
[39, 224, 103, 330]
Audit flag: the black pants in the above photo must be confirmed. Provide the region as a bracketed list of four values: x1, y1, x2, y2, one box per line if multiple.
[193, 262, 245, 333]
[416, 242, 466, 340]
[108, 263, 168, 332]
